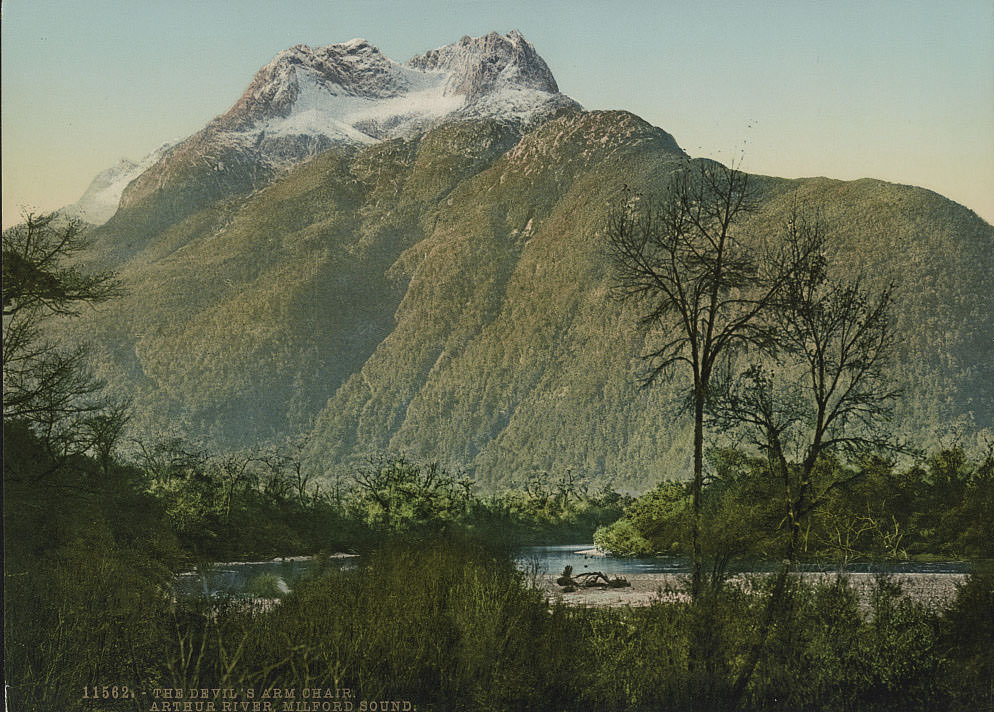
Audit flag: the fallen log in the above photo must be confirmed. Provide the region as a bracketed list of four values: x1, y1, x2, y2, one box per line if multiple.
[557, 567, 631, 589]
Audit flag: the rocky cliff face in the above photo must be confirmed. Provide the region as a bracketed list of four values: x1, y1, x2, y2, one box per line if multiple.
[408, 29, 563, 102]
[218, 30, 574, 141]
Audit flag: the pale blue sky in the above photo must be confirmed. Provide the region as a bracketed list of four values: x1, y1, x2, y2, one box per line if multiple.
[3, 0, 993, 226]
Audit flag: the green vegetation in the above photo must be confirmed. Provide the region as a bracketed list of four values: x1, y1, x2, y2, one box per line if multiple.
[2, 421, 625, 709]
[6, 496, 994, 712]
[595, 448, 994, 562]
[4, 381, 990, 712]
[131, 442, 627, 560]
[5, 106, 994, 710]
[64, 111, 993, 487]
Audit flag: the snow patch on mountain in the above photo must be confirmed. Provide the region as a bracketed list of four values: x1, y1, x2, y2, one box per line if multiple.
[215, 30, 579, 162]
[241, 64, 466, 147]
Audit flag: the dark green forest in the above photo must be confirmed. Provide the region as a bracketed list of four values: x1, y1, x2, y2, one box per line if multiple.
[594, 448, 994, 563]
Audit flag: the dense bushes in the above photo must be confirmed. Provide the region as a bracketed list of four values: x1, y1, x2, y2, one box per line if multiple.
[5, 421, 992, 711]
[180, 537, 555, 708]
[3, 426, 179, 711]
[938, 572, 994, 709]
[595, 447, 994, 563]
[1, 430, 620, 710]
[129, 445, 626, 561]
[6, 498, 994, 711]
[77, 540, 994, 712]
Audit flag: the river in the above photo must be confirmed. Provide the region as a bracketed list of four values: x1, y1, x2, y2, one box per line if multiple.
[175, 544, 972, 599]
[519, 544, 973, 576]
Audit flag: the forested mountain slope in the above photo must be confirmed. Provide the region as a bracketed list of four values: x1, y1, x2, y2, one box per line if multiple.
[74, 109, 993, 488]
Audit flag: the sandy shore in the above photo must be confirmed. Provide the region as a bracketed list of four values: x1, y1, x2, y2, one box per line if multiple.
[537, 572, 968, 609]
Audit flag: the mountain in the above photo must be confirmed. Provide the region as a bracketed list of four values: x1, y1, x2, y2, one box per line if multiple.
[61, 142, 174, 226]
[87, 31, 577, 247]
[69, 34, 994, 490]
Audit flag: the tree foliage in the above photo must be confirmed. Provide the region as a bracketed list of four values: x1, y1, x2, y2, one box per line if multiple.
[595, 446, 994, 562]
[2, 212, 123, 468]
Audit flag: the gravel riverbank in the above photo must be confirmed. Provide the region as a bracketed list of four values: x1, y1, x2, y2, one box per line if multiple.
[538, 572, 968, 609]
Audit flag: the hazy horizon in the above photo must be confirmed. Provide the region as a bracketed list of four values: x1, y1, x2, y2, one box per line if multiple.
[2, 0, 993, 227]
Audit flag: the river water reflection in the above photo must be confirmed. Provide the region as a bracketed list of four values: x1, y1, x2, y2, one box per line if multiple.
[175, 545, 971, 598]
[174, 556, 355, 599]
[517, 544, 973, 576]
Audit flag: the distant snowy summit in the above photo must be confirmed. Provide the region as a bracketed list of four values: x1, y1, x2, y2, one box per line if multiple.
[72, 31, 578, 226]
[62, 142, 174, 225]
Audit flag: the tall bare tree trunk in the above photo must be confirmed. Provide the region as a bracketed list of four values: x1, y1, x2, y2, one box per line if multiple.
[691, 388, 705, 601]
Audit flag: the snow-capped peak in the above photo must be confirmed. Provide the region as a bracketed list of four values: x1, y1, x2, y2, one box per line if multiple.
[407, 29, 561, 100]
[87, 32, 579, 223]
[214, 30, 578, 153]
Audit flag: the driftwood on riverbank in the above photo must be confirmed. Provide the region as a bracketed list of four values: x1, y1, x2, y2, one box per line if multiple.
[544, 571, 967, 608]
[556, 565, 631, 591]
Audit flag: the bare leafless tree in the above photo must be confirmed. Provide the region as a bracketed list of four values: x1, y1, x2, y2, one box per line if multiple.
[714, 210, 898, 563]
[712, 210, 899, 706]
[604, 160, 806, 600]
